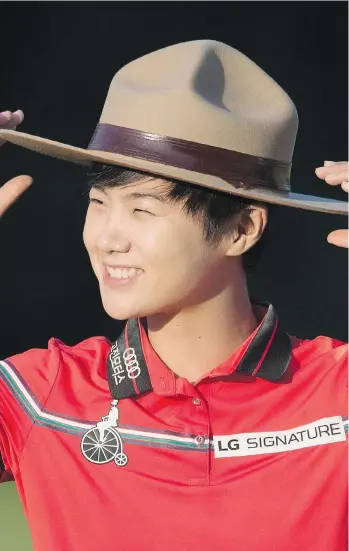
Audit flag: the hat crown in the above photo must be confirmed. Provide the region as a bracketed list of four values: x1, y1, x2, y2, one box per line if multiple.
[100, 40, 298, 163]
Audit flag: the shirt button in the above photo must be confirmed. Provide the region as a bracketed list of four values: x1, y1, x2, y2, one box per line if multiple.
[192, 397, 202, 406]
[195, 435, 206, 446]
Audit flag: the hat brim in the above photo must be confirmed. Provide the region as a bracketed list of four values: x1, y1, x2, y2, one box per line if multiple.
[0, 129, 347, 216]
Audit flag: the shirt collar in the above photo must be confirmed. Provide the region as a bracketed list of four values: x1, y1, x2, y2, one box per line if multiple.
[106, 303, 292, 400]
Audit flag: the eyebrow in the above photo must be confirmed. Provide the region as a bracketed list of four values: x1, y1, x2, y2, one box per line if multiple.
[125, 192, 168, 203]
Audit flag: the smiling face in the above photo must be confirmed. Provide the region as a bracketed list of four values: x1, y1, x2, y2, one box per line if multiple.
[83, 176, 239, 320]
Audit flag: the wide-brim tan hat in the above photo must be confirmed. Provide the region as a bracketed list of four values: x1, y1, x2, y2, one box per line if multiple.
[0, 40, 347, 215]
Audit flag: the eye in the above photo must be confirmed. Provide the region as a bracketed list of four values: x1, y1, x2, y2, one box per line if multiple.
[89, 198, 104, 205]
[133, 208, 153, 215]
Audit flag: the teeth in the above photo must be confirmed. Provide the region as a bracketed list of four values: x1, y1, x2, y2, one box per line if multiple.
[107, 266, 141, 279]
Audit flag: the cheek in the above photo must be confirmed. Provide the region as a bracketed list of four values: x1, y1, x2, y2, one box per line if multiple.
[82, 221, 92, 255]
[144, 221, 215, 282]
[82, 221, 88, 249]
[82, 215, 99, 270]
[83, 209, 99, 251]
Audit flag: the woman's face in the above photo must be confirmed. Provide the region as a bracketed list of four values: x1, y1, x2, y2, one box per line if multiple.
[83, 178, 231, 320]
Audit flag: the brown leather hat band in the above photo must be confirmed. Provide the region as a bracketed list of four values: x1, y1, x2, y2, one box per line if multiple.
[88, 123, 291, 192]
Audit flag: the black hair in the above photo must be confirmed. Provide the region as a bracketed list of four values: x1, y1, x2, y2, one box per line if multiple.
[86, 163, 271, 272]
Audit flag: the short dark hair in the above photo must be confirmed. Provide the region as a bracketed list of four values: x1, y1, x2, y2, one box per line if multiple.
[86, 163, 271, 272]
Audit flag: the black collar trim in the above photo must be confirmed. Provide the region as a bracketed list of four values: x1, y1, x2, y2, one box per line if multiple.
[107, 318, 152, 400]
[236, 303, 292, 381]
[107, 304, 292, 400]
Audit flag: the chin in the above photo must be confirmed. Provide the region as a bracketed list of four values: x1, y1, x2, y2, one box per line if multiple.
[98, 282, 178, 321]
[101, 295, 172, 321]
[100, 294, 151, 320]
[102, 302, 140, 321]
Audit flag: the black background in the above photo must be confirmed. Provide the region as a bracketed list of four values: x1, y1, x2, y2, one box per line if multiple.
[0, 1, 347, 359]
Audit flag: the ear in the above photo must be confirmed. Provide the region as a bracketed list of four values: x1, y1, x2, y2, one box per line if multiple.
[225, 205, 268, 257]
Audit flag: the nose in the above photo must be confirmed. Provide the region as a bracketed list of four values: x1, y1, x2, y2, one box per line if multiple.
[96, 219, 132, 255]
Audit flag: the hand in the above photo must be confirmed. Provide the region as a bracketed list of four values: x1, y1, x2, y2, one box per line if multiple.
[0, 110, 33, 217]
[315, 161, 348, 248]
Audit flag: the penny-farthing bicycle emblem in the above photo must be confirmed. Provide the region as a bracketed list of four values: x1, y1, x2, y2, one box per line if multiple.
[81, 400, 128, 467]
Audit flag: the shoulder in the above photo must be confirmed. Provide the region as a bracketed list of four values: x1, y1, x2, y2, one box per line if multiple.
[291, 334, 347, 363]
[52, 335, 111, 362]
[2, 336, 112, 397]
[5, 334, 112, 366]
[288, 334, 347, 393]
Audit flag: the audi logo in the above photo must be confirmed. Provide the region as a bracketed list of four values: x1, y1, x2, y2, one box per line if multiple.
[123, 348, 141, 379]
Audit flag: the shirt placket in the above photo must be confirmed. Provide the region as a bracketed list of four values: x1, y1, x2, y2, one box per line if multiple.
[175, 377, 211, 486]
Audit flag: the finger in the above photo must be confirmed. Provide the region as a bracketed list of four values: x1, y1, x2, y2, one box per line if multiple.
[323, 170, 349, 187]
[316, 162, 348, 179]
[327, 229, 348, 248]
[0, 109, 24, 129]
[0, 111, 11, 125]
[0, 110, 24, 147]
[9, 109, 24, 127]
[324, 160, 346, 167]
[0, 175, 33, 217]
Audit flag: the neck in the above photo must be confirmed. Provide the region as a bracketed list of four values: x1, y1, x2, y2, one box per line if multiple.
[146, 273, 258, 383]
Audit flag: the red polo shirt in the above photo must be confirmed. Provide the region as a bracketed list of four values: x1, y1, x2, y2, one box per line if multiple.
[0, 304, 347, 551]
